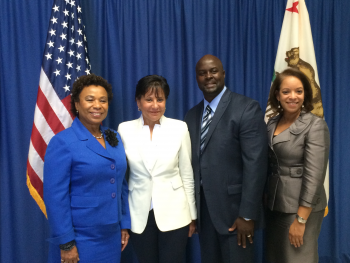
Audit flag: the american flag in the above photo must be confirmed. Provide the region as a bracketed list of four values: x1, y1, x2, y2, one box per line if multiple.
[27, 0, 91, 216]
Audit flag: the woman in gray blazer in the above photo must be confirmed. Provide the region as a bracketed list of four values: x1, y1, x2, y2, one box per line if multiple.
[265, 68, 330, 263]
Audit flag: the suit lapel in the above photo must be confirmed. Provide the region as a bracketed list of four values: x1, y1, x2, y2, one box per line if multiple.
[101, 126, 120, 158]
[194, 102, 204, 159]
[269, 114, 291, 146]
[272, 129, 290, 145]
[267, 115, 280, 149]
[72, 118, 113, 160]
[271, 111, 312, 147]
[201, 89, 231, 153]
[135, 117, 152, 175]
[289, 111, 312, 135]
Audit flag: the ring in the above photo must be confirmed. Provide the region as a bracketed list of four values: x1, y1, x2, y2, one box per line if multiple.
[247, 234, 251, 237]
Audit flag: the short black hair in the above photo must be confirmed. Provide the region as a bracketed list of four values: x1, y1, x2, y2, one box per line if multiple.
[70, 74, 113, 117]
[268, 68, 313, 114]
[135, 75, 170, 101]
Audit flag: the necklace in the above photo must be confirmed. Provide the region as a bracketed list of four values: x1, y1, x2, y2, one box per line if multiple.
[92, 130, 103, 139]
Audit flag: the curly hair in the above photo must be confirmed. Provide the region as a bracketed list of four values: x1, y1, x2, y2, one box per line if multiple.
[268, 68, 314, 114]
[70, 74, 113, 117]
[135, 75, 170, 101]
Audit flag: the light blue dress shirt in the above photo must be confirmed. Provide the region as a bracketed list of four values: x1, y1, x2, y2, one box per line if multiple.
[202, 86, 227, 122]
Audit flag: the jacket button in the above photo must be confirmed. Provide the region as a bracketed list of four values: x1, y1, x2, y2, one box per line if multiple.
[111, 164, 115, 170]
[110, 178, 115, 184]
[111, 192, 116, 198]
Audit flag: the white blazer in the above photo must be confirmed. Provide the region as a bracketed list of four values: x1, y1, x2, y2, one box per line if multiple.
[118, 116, 197, 233]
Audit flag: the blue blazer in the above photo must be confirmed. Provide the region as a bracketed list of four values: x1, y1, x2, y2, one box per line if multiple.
[44, 118, 131, 246]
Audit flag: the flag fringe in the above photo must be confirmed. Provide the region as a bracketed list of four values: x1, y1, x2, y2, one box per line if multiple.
[26, 171, 47, 218]
[324, 206, 328, 217]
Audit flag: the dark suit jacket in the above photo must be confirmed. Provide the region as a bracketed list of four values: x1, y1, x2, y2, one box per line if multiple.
[267, 111, 330, 213]
[184, 88, 268, 235]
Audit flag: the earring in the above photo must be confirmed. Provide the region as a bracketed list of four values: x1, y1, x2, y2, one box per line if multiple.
[138, 108, 140, 111]
[302, 104, 305, 108]
[277, 101, 280, 109]
[76, 110, 79, 113]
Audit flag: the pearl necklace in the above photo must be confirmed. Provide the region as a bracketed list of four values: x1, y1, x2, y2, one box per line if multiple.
[92, 130, 103, 139]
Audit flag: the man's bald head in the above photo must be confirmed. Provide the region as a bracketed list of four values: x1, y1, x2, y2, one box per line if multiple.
[196, 55, 224, 72]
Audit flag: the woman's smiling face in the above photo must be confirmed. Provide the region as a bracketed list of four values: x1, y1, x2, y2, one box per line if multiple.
[137, 87, 166, 126]
[276, 76, 305, 115]
[75, 85, 109, 128]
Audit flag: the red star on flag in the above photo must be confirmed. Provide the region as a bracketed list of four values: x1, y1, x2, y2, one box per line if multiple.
[286, 1, 299, 13]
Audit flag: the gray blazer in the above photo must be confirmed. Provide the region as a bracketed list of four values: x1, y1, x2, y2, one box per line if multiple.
[267, 111, 330, 213]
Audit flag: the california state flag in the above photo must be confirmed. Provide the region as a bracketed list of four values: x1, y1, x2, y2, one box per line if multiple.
[265, 0, 330, 216]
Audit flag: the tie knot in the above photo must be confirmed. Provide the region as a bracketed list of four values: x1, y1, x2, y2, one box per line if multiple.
[206, 105, 212, 113]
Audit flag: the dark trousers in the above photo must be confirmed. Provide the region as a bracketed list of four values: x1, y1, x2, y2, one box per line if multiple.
[199, 189, 254, 263]
[130, 210, 189, 263]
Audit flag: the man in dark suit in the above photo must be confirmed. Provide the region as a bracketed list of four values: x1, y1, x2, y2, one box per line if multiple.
[184, 54, 268, 263]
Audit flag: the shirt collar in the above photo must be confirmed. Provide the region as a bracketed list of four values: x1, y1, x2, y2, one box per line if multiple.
[203, 86, 227, 114]
[140, 114, 163, 126]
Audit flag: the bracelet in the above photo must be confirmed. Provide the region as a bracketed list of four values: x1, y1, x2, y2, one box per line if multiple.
[59, 240, 76, 251]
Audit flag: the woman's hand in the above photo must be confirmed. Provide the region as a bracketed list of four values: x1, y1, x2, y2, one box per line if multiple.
[60, 246, 79, 263]
[188, 220, 197, 237]
[289, 218, 306, 248]
[121, 229, 130, 251]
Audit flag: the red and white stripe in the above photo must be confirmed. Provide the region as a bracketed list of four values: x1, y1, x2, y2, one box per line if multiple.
[27, 68, 73, 216]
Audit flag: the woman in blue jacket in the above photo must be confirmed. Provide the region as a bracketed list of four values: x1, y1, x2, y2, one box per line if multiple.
[44, 74, 130, 263]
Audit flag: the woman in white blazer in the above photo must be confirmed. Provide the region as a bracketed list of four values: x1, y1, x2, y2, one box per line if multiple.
[118, 75, 197, 263]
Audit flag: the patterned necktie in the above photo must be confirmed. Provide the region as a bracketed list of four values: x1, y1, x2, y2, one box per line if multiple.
[200, 105, 213, 153]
